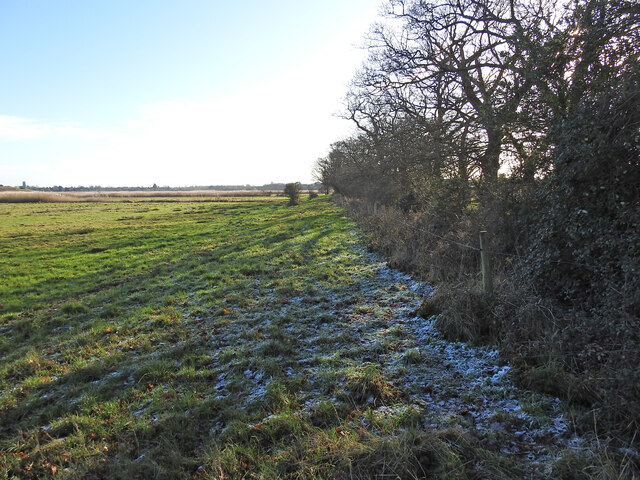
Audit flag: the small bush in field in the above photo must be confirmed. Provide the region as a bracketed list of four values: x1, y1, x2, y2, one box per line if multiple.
[308, 191, 319, 200]
[284, 182, 301, 206]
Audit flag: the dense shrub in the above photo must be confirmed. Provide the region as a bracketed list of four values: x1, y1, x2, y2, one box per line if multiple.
[342, 166, 640, 441]
[284, 182, 301, 206]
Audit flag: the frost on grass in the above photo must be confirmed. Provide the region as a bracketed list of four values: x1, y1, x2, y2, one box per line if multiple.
[1, 201, 609, 478]
[273, 242, 582, 474]
[197, 233, 582, 476]
[353, 250, 577, 459]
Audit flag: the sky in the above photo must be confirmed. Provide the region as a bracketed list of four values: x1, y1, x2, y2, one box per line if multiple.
[0, 1, 383, 187]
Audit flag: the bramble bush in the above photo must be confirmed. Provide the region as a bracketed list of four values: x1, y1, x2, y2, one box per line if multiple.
[284, 182, 301, 206]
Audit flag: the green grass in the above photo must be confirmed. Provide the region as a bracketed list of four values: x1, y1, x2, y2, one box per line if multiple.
[0, 196, 563, 479]
[0, 197, 466, 479]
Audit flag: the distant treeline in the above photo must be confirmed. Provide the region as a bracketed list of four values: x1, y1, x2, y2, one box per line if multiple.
[19, 183, 322, 192]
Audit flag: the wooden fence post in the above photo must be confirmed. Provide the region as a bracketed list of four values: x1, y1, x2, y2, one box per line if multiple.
[373, 201, 378, 215]
[479, 230, 493, 293]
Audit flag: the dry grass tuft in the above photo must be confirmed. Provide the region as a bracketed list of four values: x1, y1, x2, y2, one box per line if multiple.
[344, 364, 399, 405]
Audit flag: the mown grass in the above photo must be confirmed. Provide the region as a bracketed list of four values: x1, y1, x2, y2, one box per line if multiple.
[0, 197, 500, 479]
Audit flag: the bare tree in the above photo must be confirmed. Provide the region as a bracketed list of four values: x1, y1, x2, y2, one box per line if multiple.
[350, 0, 566, 181]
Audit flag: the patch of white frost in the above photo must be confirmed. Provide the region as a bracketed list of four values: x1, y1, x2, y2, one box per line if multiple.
[350, 244, 579, 468]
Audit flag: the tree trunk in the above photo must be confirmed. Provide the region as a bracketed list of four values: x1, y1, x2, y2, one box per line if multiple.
[481, 127, 503, 181]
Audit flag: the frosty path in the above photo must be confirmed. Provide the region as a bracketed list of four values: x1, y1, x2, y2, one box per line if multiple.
[198, 226, 587, 477]
[293, 248, 582, 477]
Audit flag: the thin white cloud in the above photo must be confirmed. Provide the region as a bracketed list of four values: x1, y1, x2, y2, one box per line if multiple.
[0, 72, 355, 186]
[73, 96, 327, 186]
[0, 114, 109, 141]
[0, 4, 372, 186]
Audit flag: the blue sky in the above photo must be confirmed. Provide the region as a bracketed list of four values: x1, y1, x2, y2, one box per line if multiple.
[0, 1, 382, 187]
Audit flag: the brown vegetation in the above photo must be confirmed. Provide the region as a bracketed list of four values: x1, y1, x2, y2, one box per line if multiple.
[0, 190, 284, 203]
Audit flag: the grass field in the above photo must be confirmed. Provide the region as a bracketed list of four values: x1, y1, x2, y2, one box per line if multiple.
[0, 197, 419, 479]
[0, 197, 612, 479]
